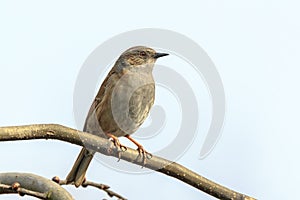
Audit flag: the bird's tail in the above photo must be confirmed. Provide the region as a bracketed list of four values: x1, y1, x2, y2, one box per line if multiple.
[66, 148, 95, 187]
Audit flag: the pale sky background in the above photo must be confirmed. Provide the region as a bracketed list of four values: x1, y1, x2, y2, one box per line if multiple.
[1, 1, 300, 199]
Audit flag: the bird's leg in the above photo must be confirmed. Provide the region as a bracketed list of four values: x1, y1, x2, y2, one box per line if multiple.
[125, 135, 152, 165]
[106, 133, 127, 160]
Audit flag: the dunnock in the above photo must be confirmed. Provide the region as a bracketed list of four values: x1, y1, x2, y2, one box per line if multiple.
[66, 46, 168, 187]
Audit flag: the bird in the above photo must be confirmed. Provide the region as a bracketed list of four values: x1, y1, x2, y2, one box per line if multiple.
[66, 46, 169, 187]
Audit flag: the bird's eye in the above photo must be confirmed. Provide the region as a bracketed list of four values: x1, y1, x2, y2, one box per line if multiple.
[140, 51, 146, 57]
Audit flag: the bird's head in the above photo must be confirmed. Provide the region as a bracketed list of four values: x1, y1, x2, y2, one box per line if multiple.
[114, 46, 168, 73]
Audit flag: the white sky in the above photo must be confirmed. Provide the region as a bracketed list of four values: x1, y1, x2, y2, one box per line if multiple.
[1, 1, 299, 199]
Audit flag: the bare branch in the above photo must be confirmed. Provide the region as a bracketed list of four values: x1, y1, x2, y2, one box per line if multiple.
[52, 176, 127, 200]
[0, 182, 48, 199]
[0, 124, 256, 200]
[0, 172, 73, 200]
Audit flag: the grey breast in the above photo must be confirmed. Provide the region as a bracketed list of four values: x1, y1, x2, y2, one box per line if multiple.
[108, 71, 155, 137]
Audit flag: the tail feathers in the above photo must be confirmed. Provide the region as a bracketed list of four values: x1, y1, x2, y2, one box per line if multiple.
[66, 148, 94, 187]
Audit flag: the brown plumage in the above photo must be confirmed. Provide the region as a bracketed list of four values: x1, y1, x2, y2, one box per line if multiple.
[66, 46, 168, 187]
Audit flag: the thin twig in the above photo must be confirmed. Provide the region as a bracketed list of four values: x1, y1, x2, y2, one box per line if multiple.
[0, 183, 49, 199]
[0, 172, 74, 200]
[0, 124, 256, 200]
[52, 176, 127, 200]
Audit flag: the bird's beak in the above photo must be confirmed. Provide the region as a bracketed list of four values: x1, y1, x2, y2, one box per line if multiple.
[153, 52, 169, 59]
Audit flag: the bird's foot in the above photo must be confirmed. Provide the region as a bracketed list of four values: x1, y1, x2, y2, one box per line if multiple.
[106, 133, 127, 161]
[124, 134, 152, 166]
[136, 145, 152, 166]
